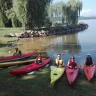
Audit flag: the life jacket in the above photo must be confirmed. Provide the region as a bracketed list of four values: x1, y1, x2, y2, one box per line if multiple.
[14, 50, 20, 56]
[36, 57, 42, 61]
[69, 61, 76, 67]
[36, 57, 42, 63]
[55, 59, 63, 65]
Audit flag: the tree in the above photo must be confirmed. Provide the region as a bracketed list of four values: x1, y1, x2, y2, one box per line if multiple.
[26, 0, 52, 29]
[12, 0, 52, 29]
[6, 8, 22, 27]
[65, 0, 82, 26]
[49, 0, 82, 26]
[0, 0, 52, 28]
[12, 0, 27, 27]
[0, 0, 21, 27]
[0, 0, 12, 27]
[48, 2, 63, 24]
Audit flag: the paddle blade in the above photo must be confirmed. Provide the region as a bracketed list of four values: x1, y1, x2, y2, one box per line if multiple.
[50, 66, 56, 70]
[27, 71, 35, 75]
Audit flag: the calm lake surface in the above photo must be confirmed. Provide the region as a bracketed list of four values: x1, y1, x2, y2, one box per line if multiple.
[17, 19, 96, 64]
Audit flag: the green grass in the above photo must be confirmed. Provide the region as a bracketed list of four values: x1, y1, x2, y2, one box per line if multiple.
[0, 28, 23, 35]
[0, 28, 23, 56]
[0, 66, 96, 96]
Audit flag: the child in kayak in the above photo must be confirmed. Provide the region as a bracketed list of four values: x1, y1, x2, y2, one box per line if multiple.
[84, 54, 94, 66]
[13, 48, 22, 56]
[67, 56, 77, 68]
[35, 53, 43, 64]
[54, 54, 65, 67]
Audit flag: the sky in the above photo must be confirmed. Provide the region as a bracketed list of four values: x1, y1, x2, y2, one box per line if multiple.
[52, 0, 96, 17]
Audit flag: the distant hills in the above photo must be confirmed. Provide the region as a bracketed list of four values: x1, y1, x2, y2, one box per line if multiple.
[79, 16, 96, 20]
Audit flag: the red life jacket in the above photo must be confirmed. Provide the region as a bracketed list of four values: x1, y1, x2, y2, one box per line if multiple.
[69, 61, 77, 67]
[36, 57, 42, 61]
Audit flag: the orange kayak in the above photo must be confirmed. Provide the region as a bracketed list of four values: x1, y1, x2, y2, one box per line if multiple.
[66, 67, 79, 85]
[83, 65, 95, 82]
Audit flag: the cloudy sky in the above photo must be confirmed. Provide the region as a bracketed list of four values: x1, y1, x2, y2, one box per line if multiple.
[53, 0, 96, 17]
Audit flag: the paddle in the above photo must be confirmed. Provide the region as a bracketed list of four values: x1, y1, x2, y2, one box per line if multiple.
[76, 64, 84, 73]
[27, 71, 35, 75]
[50, 66, 56, 70]
[44, 64, 49, 68]
[8, 65, 18, 69]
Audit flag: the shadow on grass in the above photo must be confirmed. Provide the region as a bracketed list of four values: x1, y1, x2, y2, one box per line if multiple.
[0, 43, 11, 48]
[0, 64, 96, 96]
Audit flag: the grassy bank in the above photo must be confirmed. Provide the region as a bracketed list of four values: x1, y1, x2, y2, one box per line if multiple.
[0, 28, 22, 35]
[0, 28, 22, 56]
[0, 28, 96, 96]
[0, 65, 96, 96]
[0, 28, 22, 44]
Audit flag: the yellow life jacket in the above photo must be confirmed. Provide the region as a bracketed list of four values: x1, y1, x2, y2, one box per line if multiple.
[14, 50, 19, 56]
[55, 59, 63, 65]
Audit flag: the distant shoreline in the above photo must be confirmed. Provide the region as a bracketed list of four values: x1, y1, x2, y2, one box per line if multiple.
[79, 16, 96, 20]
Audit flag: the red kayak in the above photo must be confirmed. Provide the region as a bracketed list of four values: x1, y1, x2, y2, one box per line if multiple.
[83, 65, 95, 82]
[66, 67, 79, 85]
[0, 52, 36, 63]
[10, 58, 51, 76]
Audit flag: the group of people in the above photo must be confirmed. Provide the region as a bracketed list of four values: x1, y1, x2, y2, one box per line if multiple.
[54, 54, 94, 68]
[13, 48, 43, 64]
[13, 48, 94, 67]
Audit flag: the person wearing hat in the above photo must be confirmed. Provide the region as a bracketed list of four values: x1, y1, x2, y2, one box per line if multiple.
[13, 48, 22, 56]
[84, 54, 94, 66]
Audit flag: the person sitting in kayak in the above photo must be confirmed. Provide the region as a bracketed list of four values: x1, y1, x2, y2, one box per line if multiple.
[35, 53, 43, 64]
[84, 54, 94, 66]
[54, 54, 65, 67]
[67, 56, 77, 68]
[13, 48, 22, 56]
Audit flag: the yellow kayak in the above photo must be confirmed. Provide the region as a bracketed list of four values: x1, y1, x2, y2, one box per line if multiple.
[0, 59, 35, 68]
[50, 67, 65, 86]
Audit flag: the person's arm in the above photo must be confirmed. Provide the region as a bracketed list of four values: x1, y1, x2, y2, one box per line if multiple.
[13, 52, 16, 56]
[41, 57, 43, 62]
[53, 60, 58, 67]
[53, 60, 56, 66]
[84, 60, 86, 66]
[53, 60, 55, 66]
[35, 57, 38, 63]
[92, 60, 94, 65]
[39, 57, 42, 64]
[67, 60, 72, 68]
[75, 61, 77, 68]
[67, 61, 70, 66]
[62, 60, 65, 67]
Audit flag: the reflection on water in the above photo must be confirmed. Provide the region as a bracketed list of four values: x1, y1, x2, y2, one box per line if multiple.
[16, 19, 96, 64]
[16, 33, 81, 64]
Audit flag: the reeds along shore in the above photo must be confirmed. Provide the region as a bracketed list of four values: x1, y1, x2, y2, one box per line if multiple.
[4, 23, 88, 38]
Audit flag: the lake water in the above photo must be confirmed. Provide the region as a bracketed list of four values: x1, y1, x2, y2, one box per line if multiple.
[17, 19, 96, 64]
